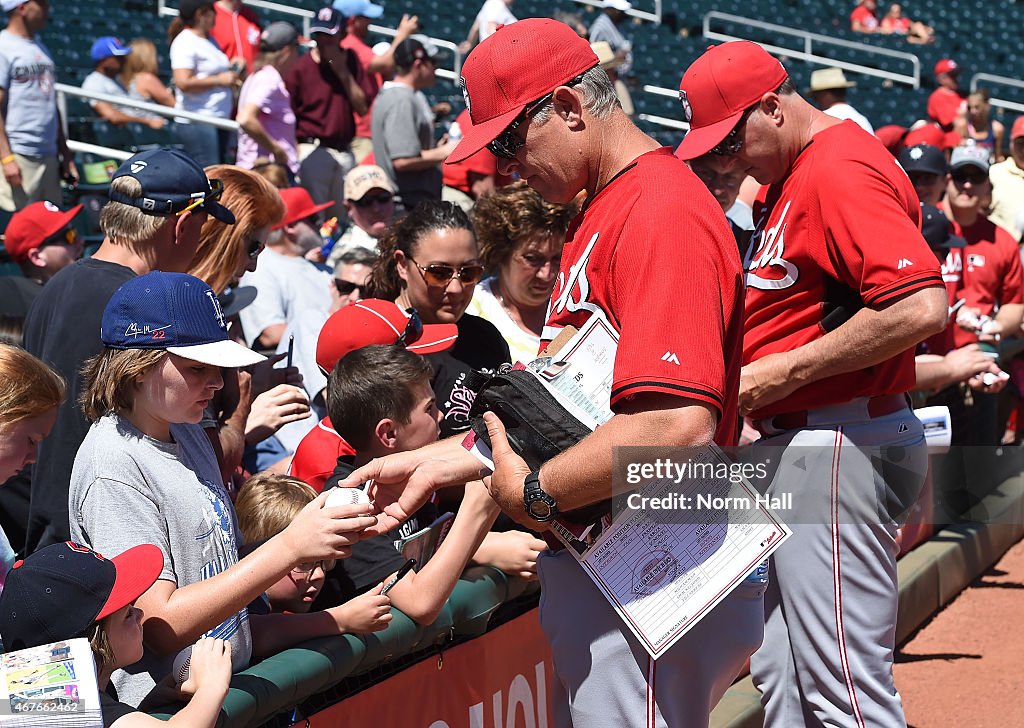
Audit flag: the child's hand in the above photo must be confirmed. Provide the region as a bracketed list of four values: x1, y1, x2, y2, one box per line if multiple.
[481, 530, 548, 580]
[180, 637, 232, 697]
[282, 492, 377, 563]
[329, 582, 393, 634]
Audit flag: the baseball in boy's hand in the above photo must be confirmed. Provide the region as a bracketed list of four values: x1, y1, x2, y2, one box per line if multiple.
[172, 645, 192, 687]
[325, 486, 371, 508]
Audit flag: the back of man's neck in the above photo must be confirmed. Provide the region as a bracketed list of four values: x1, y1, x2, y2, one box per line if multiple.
[90, 239, 155, 276]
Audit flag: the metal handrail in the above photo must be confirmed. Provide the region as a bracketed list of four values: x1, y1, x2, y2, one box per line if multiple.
[571, 0, 662, 26]
[67, 140, 133, 161]
[156, 0, 463, 85]
[56, 83, 241, 131]
[638, 113, 687, 131]
[703, 11, 921, 89]
[971, 73, 1024, 116]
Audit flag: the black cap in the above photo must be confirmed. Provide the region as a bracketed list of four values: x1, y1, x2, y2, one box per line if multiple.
[898, 144, 948, 176]
[921, 204, 966, 253]
[0, 542, 162, 651]
[179, 0, 214, 22]
[108, 148, 235, 224]
[309, 7, 345, 35]
[394, 37, 439, 69]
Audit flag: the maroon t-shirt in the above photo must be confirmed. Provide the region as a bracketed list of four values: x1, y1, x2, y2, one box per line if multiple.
[283, 51, 372, 149]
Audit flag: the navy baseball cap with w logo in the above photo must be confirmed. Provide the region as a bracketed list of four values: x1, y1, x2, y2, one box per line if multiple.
[102, 271, 266, 367]
[107, 148, 236, 224]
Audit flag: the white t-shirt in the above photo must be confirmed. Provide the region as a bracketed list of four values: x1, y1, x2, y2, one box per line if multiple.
[823, 102, 874, 135]
[475, 0, 517, 41]
[169, 28, 232, 118]
[466, 277, 540, 365]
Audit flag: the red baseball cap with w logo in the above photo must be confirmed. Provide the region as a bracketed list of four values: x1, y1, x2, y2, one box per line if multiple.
[447, 18, 599, 165]
[675, 41, 788, 160]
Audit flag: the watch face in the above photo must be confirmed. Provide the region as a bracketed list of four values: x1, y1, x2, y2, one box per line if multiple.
[528, 500, 553, 519]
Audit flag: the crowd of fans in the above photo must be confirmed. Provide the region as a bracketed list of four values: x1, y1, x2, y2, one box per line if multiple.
[0, 0, 1023, 723]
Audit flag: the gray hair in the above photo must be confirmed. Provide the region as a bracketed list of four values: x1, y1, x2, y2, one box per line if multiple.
[337, 247, 378, 267]
[530, 65, 620, 126]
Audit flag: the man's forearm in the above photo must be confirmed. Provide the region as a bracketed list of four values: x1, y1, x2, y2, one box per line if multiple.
[392, 150, 443, 173]
[539, 401, 717, 512]
[995, 303, 1024, 335]
[783, 286, 948, 390]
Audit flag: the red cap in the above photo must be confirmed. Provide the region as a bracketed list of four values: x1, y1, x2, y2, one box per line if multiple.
[3, 201, 83, 263]
[447, 19, 599, 165]
[902, 123, 945, 149]
[274, 187, 333, 230]
[874, 124, 908, 155]
[1011, 115, 1024, 140]
[316, 299, 458, 374]
[934, 58, 958, 76]
[675, 41, 789, 160]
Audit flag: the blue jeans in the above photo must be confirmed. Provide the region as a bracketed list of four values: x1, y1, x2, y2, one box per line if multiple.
[175, 122, 233, 167]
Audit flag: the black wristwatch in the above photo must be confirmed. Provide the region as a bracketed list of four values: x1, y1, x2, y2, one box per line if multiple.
[523, 470, 558, 522]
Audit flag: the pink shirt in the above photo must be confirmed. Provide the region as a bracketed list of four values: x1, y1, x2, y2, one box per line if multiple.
[235, 65, 298, 173]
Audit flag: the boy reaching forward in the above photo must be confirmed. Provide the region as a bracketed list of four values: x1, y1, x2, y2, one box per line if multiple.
[314, 344, 500, 624]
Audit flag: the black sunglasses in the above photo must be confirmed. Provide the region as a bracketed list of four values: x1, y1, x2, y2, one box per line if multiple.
[408, 256, 486, 288]
[334, 279, 364, 296]
[352, 192, 393, 208]
[487, 73, 588, 160]
[951, 168, 989, 186]
[709, 105, 757, 157]
[246, 237, 265, 260]
[397, 307, 423, 347]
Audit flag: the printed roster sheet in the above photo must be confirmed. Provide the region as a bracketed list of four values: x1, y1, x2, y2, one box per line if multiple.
[472, 311, 791, 659]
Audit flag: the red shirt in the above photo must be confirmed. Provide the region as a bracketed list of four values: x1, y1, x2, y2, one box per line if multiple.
[920, 244, 964, 356]
[544, 147, 743, 446]
[951, 217, 1024, 347]
[211, 3, 261, 73]
[340, 33, 380, 139]
[850, 5, 879, 30]
[927, 87, 966, 130]
[288, 417, 356, 493]
[283, 51, 372, 148]
[442, 110, 500, 195]
[744, 122, 943, 418]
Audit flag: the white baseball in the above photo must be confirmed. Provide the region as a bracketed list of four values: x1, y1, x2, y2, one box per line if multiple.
[172, 645, 192, 686]
[325, 487, 370, 507]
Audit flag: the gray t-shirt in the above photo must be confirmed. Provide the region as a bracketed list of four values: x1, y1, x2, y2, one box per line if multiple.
[0, 30, 57, 156]
[82, 71, 135, 116]
[371, 82, 440, 210]
[69, 414, 252, 707]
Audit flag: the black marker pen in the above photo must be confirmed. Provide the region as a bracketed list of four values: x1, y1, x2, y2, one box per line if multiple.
[380, 559, 416, 595]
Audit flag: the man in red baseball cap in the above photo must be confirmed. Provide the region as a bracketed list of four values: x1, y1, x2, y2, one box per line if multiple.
[3, 200, 83, 284]
[928, 57, 966, 131]
[351, 18, 753, 726]
[678, 41, 948, 728]
[289, 299, 457, 491]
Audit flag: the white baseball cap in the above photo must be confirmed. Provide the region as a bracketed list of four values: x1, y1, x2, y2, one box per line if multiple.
[1, 0, 27, 11]
[605, 0, 632, 11]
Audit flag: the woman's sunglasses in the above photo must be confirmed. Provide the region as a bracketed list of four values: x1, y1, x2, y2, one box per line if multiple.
[408, 256, 485, 288]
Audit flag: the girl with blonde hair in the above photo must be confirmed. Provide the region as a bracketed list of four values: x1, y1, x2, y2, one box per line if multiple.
[120, 38, 176, 120]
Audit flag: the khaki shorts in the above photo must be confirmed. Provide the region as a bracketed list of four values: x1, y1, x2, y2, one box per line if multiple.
[0, 153, 61, 211]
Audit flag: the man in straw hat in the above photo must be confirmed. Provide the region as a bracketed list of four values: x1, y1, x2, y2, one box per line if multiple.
[807, 67, 873, 133]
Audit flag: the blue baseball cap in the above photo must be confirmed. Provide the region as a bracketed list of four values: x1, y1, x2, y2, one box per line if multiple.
[332, 0, 384, 20]
[108, 148, 236, 224]
[102, 272, 266, 367]
[91, 36, 132, 63]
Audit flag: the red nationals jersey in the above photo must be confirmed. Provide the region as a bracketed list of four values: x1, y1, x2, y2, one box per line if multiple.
[543, 147, 744, 446]
[951, 217, 1024, 348]
[288, 417, 355, 493]
[744, 122, 943, 419]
